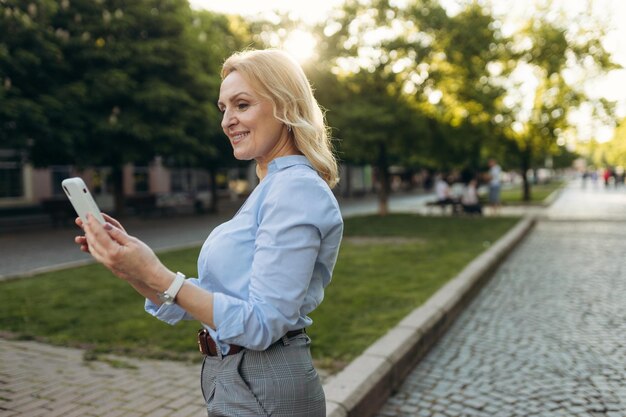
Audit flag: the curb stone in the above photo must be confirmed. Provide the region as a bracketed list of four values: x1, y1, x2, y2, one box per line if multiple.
[323, 215, 537, 417]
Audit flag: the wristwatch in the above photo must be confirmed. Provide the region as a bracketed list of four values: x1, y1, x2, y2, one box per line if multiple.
[157, 272, 186, 305]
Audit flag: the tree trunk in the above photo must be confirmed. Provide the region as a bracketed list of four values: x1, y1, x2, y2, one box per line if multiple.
[521, 148, 532, 202]
[377, 142, 390, 216]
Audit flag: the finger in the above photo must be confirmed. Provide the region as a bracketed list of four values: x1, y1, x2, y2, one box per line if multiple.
[82, 226, 100, 256]
[75, 235, 91, 253]
[84, 215, 134, 264]
[102, 213, 126, 233]
[83, 214, 115, 257]
[104, 222, 132, 246]
[75, 217, 84, 230]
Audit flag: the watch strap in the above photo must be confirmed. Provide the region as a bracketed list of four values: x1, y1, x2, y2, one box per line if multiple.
[160, 272, 186, 304]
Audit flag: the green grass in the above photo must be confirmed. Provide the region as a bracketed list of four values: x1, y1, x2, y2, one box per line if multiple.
[500, 181, 563, 204]
[0, 214, 519, 371]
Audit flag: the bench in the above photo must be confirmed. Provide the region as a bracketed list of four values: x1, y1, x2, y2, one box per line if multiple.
[425, 199, 485, 216]
[425, 199, 463, 215]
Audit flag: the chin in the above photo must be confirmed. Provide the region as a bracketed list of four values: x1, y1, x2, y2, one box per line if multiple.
[233, 149, 253, 161]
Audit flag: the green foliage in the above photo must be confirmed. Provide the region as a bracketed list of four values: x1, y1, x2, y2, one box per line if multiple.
[582, 118, 626, 168]
[1, 0, 620, 206]
[0, 1, 66, 153]
[305, 0, 515, 209]
[502, 13, 617, 199]
[0, 1, 249, 211]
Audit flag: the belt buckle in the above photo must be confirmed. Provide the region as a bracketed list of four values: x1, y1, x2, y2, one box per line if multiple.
[197, 329, 207, 354]
[198, 329, 219, 356]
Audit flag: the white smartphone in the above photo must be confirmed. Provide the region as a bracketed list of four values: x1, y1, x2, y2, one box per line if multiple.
[61, 177, 105, 225]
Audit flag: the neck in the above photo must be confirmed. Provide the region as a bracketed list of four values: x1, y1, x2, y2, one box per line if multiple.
[255, 138, 301, 181]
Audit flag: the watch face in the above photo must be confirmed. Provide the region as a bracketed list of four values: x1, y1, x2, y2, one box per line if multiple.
[158, 293, 174, 305]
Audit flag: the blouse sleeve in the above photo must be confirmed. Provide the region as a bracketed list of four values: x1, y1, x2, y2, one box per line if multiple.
[144, 278, 201, 324]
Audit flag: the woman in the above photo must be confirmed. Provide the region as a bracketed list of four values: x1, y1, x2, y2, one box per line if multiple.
[461, 178, 482, 215]
[75, 49, 343, 417]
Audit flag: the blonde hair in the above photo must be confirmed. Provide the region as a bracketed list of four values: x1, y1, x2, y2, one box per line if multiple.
[221, 49, 339, 188]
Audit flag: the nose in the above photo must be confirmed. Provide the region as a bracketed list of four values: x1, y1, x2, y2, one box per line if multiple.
[221, 108, 236, 131]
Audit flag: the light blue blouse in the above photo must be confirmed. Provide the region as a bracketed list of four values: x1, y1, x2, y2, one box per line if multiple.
[145, 155, 343, 354]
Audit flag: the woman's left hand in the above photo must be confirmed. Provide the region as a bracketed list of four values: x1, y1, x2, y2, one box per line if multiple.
[83, 213, 165, 285]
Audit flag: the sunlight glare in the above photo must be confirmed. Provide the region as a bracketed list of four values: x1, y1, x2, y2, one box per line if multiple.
[283, 30, 317, 63]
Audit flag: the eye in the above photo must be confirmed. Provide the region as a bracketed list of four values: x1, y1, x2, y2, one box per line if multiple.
[236, 102, 249, 111]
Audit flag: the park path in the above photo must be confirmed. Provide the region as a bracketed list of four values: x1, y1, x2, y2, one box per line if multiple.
[377, 182, 626, 417]
[0, 340, 204, 417]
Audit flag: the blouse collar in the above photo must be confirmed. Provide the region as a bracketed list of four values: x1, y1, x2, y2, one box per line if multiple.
[267, 155, 313, 175]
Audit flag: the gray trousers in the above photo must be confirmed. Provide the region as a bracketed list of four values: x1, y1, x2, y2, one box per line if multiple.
[201, 333, 325, 417]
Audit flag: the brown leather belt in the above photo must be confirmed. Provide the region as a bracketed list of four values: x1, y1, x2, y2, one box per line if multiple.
[197, 328, 306, 357]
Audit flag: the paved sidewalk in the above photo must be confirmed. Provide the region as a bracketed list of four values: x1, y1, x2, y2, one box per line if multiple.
[377, 182, 626, 417]
[0, 339, 205, 417]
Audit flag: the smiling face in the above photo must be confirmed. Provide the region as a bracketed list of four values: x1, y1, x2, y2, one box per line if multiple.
[218, 71, 296, 167]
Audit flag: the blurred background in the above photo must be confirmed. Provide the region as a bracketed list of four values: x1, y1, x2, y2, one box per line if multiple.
[2, 0, 625, 223]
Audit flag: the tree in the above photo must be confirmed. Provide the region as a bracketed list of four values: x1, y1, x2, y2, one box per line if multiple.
[415, 2, 511, 174]
[499, 10, 618, 200]
[326, 71, 431, 214]
[62, 0, 216, 215]
[1, 1, 247, 215]
[309, 0, 445, 214]
[177, 10, 252, 212]
[592, 117, 626, 168]
[308, 0, 517, 213]
[0, 1, 67, 157]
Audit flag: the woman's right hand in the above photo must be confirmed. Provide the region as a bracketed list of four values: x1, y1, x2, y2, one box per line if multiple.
[74, 213, 125, 254]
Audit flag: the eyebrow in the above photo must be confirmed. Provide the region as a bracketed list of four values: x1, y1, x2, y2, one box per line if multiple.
[217, 91, 253, 107]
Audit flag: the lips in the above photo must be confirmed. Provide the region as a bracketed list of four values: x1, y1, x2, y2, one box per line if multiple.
[230, 131, 249, 144]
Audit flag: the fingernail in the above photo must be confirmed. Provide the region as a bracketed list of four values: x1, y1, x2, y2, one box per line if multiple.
[104, 223, 112, 230]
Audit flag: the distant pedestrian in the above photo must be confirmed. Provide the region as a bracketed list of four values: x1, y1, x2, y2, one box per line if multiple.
[435, 174, 453, 204]
[603, 167, 611, 187]
[461, 179, 482, 215]
[487, 159, 502, 214]
[74, 49, 343, 417]
[434, 173, 457, 213]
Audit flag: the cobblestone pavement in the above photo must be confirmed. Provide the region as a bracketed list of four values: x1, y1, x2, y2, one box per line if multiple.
[377, 184, 626, 416]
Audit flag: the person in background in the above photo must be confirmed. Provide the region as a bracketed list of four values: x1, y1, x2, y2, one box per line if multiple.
[435, 173, 453, 203]
[461, 178, 482, 215]
[74, 49, 343, 417]
[434, 173, 457, 214]
[488, 159, 502, 214]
